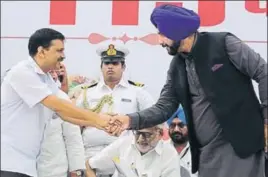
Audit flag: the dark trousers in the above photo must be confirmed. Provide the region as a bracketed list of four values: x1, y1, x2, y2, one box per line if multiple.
[1, 171, 31, 177]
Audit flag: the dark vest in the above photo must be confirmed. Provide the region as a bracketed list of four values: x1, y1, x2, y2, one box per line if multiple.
[173, 32, 264, 173]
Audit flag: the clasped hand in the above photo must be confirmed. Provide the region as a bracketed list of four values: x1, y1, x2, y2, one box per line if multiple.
[99, 113, 130, 136]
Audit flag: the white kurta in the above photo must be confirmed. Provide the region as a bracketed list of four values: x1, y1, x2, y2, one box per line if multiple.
[37, 90, 85, 177]
[168, 140, 198, 177]
[89, 135, 181, 177]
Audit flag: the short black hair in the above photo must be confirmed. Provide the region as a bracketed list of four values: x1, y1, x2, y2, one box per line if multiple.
[28, 28, 65, 57]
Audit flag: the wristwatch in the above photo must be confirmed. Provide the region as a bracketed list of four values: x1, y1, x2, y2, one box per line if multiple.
[71, 170, 85, 177]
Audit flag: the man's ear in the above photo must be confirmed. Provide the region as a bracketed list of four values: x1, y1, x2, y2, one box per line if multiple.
[37, 46, 43, 53]
[37, 46, 45, 57]
[122, 63, 126, 70]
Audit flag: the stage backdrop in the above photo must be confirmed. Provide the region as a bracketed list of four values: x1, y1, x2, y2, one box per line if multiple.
[1, 1, 267, 99]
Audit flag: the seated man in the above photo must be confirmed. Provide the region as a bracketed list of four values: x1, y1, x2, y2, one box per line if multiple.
[85, 124, 180, 177]
[167, 106, 197, 177]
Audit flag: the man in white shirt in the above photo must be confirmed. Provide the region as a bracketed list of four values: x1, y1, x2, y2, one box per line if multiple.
[76, 44, 154, 160]
[1, 28, 114, 177]
[85, 124, 180, 177]
[167, 107, 197, 177]
[37, 68, 86, 177]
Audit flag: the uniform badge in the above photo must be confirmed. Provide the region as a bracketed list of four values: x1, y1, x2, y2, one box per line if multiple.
[106, 44, 117, 56]
[121, 98, 132, 102]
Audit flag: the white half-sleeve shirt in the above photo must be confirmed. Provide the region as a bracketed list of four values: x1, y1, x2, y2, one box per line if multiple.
[1, 58, 59, 177]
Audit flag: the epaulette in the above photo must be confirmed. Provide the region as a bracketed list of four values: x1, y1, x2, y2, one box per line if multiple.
[128, 80, 144, 87]
[81, 82, 98, 89]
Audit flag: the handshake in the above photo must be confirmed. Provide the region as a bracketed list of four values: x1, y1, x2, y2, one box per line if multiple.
[98, 113, 131, 136]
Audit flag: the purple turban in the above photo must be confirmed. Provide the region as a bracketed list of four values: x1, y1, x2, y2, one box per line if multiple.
[150, 4, 200, 41]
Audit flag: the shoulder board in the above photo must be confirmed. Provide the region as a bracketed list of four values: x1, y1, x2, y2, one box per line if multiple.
[128, 80, 144, 87]
[81, 82, 98, 89]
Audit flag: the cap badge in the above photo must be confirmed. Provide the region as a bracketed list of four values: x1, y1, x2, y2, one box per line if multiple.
[106, 44, 117, 56]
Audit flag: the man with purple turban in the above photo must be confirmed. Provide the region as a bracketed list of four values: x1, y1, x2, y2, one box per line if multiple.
[110, 4, 267, 177]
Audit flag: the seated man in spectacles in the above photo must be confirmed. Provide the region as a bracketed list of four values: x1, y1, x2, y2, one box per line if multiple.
[85, 123, 180, 177]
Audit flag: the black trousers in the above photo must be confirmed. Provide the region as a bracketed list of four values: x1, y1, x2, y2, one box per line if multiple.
[1, 171, 31, 177]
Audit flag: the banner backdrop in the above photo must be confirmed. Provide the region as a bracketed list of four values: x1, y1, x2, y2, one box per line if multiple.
[1, 1, 267, 99]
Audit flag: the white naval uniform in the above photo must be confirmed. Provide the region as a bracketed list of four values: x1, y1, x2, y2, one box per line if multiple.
[1, 58, 59, 177]
[168, 141, 198, 177]
[75, 77, 155, 159]
[89, 134, 181, 177]
[37, 90, 85, 177]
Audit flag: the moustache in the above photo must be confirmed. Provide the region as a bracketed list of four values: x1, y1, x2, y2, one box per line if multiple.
[57, 57, 65, 62]
[161, 44, 169, 48]
[137, 141, 149, 146]
[170, 132, 188, 144]
[161, 41, 181, 56]
[171, 132, 183, 137]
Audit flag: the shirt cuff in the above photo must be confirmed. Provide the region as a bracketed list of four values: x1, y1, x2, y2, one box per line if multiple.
[89, 158, 113, 175]
[69, 161, 86, 171]
[127, 113, 140, 130]
[88, 158, 96, 169]
[28, 91, 52, 108]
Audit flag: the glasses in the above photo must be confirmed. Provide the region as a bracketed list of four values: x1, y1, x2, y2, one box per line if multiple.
[133, 131, 154, 139]
[169, 122, 185, 129]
